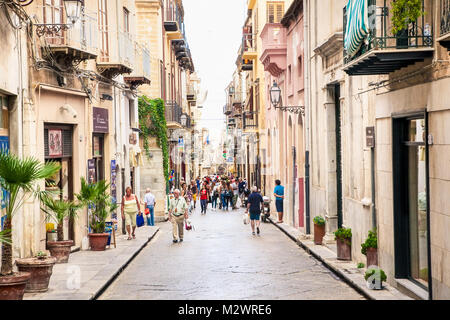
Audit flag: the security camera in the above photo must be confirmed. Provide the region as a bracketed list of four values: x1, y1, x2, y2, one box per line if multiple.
[60, 104, 78, 119]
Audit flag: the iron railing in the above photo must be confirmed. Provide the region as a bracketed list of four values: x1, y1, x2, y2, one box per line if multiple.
[130, 42, 151, 79]
[243, 111, 258, 129]
[165, 2, 184, 33]
[343, 0, 434, 65]
[41, 7, 98, 54]
[441, 0, 450, 36]
[165, 100, 182, 124]
[241, 33, 257, 56]
[223, 104, 233, 115]
[118, 31, 135, 68]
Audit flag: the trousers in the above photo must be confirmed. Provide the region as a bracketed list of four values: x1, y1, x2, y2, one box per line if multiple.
[171, 214, 185, 240]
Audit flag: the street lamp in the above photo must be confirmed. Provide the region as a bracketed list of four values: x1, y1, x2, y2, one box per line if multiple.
[269, 80, 305, 115]
[34, 0, 84, 36]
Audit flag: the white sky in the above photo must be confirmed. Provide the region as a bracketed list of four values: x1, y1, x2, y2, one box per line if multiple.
[183, 0, 247, 146]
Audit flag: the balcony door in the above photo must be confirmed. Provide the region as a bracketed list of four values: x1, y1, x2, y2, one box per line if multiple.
[43, 0, 64, 45]
[98, 0, 109, 62]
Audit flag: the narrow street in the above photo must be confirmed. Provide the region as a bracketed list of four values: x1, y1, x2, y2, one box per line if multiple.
[99, 205, 365, 300]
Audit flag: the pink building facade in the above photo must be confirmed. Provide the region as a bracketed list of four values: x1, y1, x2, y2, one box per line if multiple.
[260, 0, 305, 230]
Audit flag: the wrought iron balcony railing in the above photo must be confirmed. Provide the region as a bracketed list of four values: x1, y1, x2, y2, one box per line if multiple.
[165, 100, 182, 124]
[343, 0, 433, 66]
[243, 111, 258, 129]
[223, 104, 233, 115]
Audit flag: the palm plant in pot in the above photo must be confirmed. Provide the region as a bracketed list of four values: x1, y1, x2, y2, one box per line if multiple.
[361, 229, 378, 267]
[77, 178, 117, 251]
[0, 150, 60, 299]
[40, 195, 81, 263]
[334, 227, 352, 261]
[313, 216, 326, 245]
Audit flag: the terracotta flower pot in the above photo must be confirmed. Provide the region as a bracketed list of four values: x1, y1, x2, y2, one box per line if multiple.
[336, 238, 352, 261]
[366, 247, 378, 267]
[88, 233, 110, 251]
[15, 257, 57, 293]
[314, 224, 325, 245]
[0, 272, 31, 300]
[47, 240, 74, 263]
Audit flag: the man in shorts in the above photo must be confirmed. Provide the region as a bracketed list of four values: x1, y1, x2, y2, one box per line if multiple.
[246, 186, 263, 236]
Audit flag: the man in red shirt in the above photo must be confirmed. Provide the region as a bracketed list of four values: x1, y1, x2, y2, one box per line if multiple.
[200, 185, 209, 215]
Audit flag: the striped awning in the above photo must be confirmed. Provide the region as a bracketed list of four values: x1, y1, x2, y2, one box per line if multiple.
[344, 0, 369, 57]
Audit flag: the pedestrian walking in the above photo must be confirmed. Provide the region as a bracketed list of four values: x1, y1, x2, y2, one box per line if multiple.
[238, 178, 246, 207]
[246, 186, 264, 236]
[168, 189, 188, 243]
[274, 180, 285, 223]
[121, 187, 143, 240]
[231, 179, 239, 209]
[225, 183, 233, 210]
[143, 188, 156, 226]
[220, 183, 228, 211]
[190, 180, 198, 209]
[211, 183, 219, 211]
[200, 185, 208, 214]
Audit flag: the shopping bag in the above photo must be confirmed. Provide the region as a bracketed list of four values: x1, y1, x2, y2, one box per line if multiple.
[243, 213, 250, 225]
[136, 213, 145, 228]
[185, 219, 194, 231]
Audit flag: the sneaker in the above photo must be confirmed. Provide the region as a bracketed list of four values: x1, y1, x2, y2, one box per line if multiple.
[257, 227, 260, 235]
[173, 239, 178, 243]
[252, 232, 256, 236]
[180, 239, 184, 242]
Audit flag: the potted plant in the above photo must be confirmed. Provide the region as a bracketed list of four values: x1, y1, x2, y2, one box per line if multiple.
[361, 229, 378, 267]
[313, 216, 326, 245]
[391, 0, 424, 48]
[0, 151, 60, 300]
[365, 267, 387, 290]
[334, 227, 352, 261]
[40, 196, 81, 263]
[77, 178, 117, 251]
[15, 251, 56, 293]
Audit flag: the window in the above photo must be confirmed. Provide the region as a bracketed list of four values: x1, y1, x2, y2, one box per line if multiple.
[0, 95, 8, 133]
[98, 0, 109, 61]
[267, 2, 284, 24]
[43, 0, 64, 44]
[123, 8, 129, 34]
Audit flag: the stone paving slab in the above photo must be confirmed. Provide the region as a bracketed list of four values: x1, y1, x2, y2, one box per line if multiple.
[269, 218, 413, 300]
[24, 226, 159, 300]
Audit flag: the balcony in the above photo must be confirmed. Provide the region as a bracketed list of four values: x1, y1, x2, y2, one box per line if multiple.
[260, 23, 287, 77]
[241, 33, 258, 60]
[164, 5, 184, 40]
[243, 111, 258, 130]
[40, 10, 98, 66]
[438, 0, 450, 50]
[165, 100, 182, 129]
[223, 104, 232, 116]
[97, 31, 134, 79]
[187, 84, 196, 101]
[124, 43, 151, 89]
[343, 0, 434, 76]
[232, 91, 244, 106]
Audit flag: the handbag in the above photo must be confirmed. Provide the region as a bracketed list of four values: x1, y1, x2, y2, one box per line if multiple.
[136, 213, 145, 228]
[243, 213, 250, 225]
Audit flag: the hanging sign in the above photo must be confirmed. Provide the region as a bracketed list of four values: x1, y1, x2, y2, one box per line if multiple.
[48, 129, 63, 157]
[93, 107, 109, 133]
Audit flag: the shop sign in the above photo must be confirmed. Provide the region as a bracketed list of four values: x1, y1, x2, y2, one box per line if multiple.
[0, 136, 9, 231]
[93, 107, 109, 133]
[366, 127, 375, 148]
[110, 160, 118, 223]
[87, 159, 96, 184]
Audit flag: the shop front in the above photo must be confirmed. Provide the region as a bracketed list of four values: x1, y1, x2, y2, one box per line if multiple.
[0, 94, 9, 232]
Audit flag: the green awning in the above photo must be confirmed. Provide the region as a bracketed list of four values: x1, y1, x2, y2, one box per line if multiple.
[344, 0, 369, 57]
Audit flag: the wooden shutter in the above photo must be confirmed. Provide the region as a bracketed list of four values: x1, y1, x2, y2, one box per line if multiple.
[267, 2, 284, 23]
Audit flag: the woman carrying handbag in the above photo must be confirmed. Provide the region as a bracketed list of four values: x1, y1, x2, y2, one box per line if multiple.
[121, 187, 143, 240]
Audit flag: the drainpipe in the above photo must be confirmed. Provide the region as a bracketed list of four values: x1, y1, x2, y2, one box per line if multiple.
[371, 147, 376, 229]
[303, 0, 311, 234]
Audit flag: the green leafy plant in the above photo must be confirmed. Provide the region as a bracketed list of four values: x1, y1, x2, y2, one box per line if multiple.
[334, 227, 352, 246]
[40, 195, 81, 242]
[35, 251, 48, 260]
[365, 267, 387, 283]
[0, 150, 60, 275]
[391, 0, 424, 35]
[76, 178, 117, 234]
[361, 229, 378, 256]
[357, 263, 365, 269]
[138, 97, 169, 193]
[313, 216, 325, 226]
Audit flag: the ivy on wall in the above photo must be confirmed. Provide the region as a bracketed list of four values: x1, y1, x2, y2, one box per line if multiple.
[391, 0, 424, 35]
[138, 96, 169, 192]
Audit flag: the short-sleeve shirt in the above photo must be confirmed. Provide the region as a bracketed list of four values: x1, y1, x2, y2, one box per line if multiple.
[274, 185, 285, 201]
[169, 197, 187, 216]
[144, 192, 156, 206]
[247, 192, 263, 214]
[200, 189, 208, 200]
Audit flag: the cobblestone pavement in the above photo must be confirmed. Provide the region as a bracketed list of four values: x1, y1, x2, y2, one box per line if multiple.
[99, 205, 365, 300]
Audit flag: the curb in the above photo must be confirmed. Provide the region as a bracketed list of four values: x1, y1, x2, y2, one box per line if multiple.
[92, 228, 160, 300]
[268, 218, 374, 300]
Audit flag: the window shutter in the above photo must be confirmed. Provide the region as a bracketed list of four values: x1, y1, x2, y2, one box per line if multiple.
[267, 3, 275, 23]
[276, 3, 284, 23]
[267, 2, 284, 24]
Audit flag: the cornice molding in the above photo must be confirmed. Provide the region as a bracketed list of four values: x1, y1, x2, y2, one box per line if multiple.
[314, 32, 343, 59]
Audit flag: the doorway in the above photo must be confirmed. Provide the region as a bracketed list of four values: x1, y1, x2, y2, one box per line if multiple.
[334, 84, 343, 228]
[393, 113, 431, 293]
